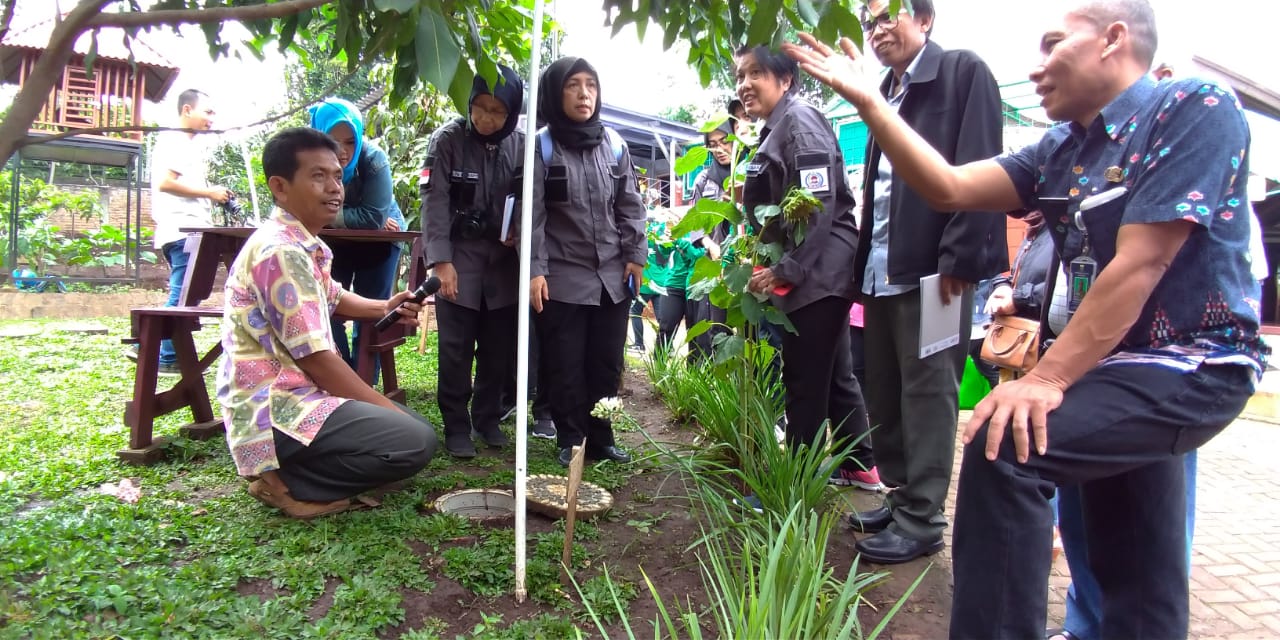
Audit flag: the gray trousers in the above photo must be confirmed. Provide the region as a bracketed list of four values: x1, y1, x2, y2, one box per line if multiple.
[273, 400, 437, 502]
[862, 287, 972, 540]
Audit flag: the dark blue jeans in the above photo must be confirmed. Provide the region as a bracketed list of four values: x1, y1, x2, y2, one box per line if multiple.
[329, 243, 402, 369]
[160, 240, 190, 365]
[1057, 451, 1198, 640]
[950, 363, 1253, 640]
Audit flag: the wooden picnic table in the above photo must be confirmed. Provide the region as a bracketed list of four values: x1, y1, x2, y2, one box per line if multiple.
[118, 226, 421, 464]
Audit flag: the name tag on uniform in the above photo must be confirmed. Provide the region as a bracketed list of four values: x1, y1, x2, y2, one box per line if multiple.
[702, 185, 718, 198]
[745, 161, 764, 176]
[796, 152, 831, 194]
[800, 167, 830, 193]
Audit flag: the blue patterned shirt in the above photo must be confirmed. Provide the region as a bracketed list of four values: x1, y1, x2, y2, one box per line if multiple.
[996, 76, 1268, 377]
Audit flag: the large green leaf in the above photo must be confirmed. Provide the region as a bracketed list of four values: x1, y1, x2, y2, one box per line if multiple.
[712, 334, 746, 365]
[674, 147, 708, 176]
[740, 292, 765, 325]
[415, 7, 462, 105]
[670, 199, 736, 238]
[373, 0, 419, 12]
[746, 0, 783, 45]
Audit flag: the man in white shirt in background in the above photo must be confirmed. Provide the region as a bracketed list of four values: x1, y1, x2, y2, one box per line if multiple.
[141, 88, 232, 374]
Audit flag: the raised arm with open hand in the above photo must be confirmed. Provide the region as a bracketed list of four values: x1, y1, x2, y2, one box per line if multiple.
[781, 34, 882, 112]
[782, 33, 1022, 215]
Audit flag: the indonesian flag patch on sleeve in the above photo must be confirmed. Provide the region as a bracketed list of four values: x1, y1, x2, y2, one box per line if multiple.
[418, 167, 431, 186]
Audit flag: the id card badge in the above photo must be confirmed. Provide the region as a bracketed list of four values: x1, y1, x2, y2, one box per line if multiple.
[1067, 254, 1097, 313]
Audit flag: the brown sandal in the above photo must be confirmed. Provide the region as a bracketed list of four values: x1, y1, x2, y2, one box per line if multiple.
[246, 479, 367, 520]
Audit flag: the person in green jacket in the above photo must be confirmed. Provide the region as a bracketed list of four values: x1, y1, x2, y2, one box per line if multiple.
[656, 210, 706, 354]
[629, 215, 669, 353]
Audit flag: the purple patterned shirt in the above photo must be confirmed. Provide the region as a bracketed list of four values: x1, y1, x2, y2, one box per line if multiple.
[216, 211, 347, 475]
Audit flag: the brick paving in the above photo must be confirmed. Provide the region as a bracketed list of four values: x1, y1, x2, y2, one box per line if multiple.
[940, 411, 1280, 639]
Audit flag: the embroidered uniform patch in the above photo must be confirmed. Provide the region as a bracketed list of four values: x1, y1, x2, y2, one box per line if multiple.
[800, 167, 830, 193]
[418, 167, 431, 186]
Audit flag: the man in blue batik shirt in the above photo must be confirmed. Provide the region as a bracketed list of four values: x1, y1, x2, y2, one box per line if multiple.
[784, 0, 1268, 638]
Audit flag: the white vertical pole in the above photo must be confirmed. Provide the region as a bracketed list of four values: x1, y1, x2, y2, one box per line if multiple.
[240, 140, 260, 221]
[669, 138, 677, 205]
[513, 0, 545, 604]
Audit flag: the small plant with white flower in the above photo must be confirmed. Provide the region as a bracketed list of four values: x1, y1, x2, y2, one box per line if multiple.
[590, 397, 638, 432]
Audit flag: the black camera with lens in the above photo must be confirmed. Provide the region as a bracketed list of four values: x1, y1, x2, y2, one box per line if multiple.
[453, 208, 489, 240]
[449, 170, 489, 240]
[218, 193, 248, 226]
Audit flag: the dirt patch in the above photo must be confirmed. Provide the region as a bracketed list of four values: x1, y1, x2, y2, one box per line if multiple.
[218, 366, 951, 638]
[395, 368, 952, 638]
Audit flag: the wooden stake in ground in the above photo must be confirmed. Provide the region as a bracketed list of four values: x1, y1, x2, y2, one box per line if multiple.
[559, 443, 586, 586]
[417, 299, 431, 355]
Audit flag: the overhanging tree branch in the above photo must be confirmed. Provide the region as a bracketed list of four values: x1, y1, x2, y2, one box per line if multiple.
[12, 62, 366, 148]
[86, 0, 334, 28]
[0, 0, 115, 164]
[0, 0, 340, 164]
[0, 0, 17, 44]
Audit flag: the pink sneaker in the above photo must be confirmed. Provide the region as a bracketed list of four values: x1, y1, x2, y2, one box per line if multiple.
[829, 466, 885, 492]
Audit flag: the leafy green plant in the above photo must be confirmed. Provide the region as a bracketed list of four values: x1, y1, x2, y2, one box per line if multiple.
[60, 225, 157, 277]
[625, 512, 669, 534]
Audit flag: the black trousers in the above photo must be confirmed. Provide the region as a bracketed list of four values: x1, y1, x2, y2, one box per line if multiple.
[657, 289, 699, 350]
[950, 364, 1253, 640]
[629, 293, 659, 349]
[689, 296, 730, 361]
[435, 298, 515, 438]
[502, 325, 553, 421]
[778, 297, 868, 468]
[831, 322, 875, 470]
[535, 293, 629, 450]
[273, 400, 437, 502]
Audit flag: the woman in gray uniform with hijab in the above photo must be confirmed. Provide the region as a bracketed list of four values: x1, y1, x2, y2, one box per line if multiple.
[530, 57, 647, 466]
[421, 65, 529, 459]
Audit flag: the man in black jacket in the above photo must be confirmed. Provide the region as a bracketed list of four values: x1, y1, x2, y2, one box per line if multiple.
[846, 0, 1007, 563]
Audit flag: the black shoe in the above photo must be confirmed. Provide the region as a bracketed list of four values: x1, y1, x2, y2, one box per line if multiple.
[445, 433, 477, 458]
[854, 528, 944, 565]
[530, 419, 556, 440]
[498, 405, 517, 423]
[848, 505, 893, 533]
[587, 445, 631, 464]
[557, 447, 575, 467]
[157, 361, 181, 377]
[472, 427, 510, 448]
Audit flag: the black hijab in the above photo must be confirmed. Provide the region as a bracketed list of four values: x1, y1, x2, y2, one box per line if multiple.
[468, 64, 524, 145]
[703, 120, 734, 188]
[539, 57, 603, 150]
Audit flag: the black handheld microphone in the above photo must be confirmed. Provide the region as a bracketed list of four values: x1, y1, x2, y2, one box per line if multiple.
[373, 276, 441, 331]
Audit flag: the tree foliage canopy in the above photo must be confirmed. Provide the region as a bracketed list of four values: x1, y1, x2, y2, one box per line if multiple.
[0, 0, 891, 163]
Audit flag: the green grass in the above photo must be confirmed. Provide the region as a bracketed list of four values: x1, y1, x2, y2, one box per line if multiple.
[0, 317, 642, 639]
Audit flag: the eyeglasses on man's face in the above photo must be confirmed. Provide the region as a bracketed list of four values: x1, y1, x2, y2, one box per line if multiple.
[860, 9, 900, 35]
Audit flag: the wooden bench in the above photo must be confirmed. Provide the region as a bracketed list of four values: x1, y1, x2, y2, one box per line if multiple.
[120, 308, 413, 464]
[120, 306, 225, 464]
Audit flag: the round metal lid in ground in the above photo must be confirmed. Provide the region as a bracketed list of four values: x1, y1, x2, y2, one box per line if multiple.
[433, 488, 515, 522]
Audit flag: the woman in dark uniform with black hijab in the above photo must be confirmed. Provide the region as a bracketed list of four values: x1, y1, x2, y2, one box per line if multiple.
[530, 57, 647, 466]
[421, 65, 529, 458]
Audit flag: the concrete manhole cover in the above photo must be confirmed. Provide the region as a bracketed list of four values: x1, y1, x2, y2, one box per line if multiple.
[0, 325, 41, 338]
[56, 323, 110, 335]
